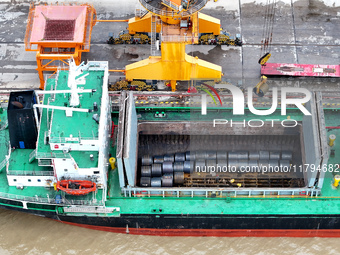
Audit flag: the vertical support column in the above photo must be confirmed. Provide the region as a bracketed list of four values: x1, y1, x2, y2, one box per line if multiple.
[74, 46, 82, 65]
[171, 80, 177, 92]
[36, 48, 45, 90]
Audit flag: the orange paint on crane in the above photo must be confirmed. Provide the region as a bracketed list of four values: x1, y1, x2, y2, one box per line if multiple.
[25, 4, 97, 89]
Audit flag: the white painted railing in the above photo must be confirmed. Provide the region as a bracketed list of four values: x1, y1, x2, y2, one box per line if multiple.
[0, 156, 9, 172]
[0, 120, 8, 131]
[7, 170, 54, 176]
[0, 191, 104, 206]
[122, 187, 321, 198]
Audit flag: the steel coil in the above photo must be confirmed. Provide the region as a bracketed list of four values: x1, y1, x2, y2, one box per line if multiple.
[229, 151, 248, 160]
[140, 177, 151, 187]
[281, 151, 293, 160]
[228, 159, 239, 171]
[183, 161, 194, 174]
[151, 163, 162, 177]
[248, 151, 260, 160]
[164, 154, 175, 162]
[258, 159, 269, 170]
[162, 162, 174, 174]
[174, 172, 184, 185]
[141, 166, 152, 177]
[206, 159, 217, 172]
[259, 151, 270, 160]
[268, 159, 279, 172]
[162, 174, 173, 187]
[279, 160, 291, 171]
[185, 151, 195, 161]
[206, 151, 217, 160]
[216, 151, 227, 160]
[217, 159, 228, 172]
[270, 151, 281, 160]
[141, 155, 153, 165]
[195, 160, 206, 173]
[173, 161, 184, 172]
[153, 155, 164, 164]
[248, 160, 259, 172]
[175, 152, 186, 162]
[195, 151, 207, 160]
[151, 177, 162, 187]
[239, 159, 248, 170]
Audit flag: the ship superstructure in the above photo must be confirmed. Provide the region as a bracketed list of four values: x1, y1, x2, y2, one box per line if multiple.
[1, 60, 111, 207]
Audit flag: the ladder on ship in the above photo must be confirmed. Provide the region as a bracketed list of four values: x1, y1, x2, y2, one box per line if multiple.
[0, 156, 9, 173]
[28, 149, 37, 163]
[151, 15, 158, 56]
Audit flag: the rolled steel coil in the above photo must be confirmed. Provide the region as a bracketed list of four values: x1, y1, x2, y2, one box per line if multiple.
[185, 151, 195, 161]
[228, 151, 248, 160]
[162, 162, 174, 174]
[151, 163, 162, 177]
[270, 151, 281, 160]
[173, 161, 184, 172]
[162, 174, 173, 187]
[216, 151, 227, 160]
[164, 154, 175, 162]
[248, 159, 259, 172]
[175, 152, 186, 162]
[153, 155, 164, 164]
[140, 177, 151, 187]
[183, 161, 194, 174]
[141, 155, 153, 165]
[217, 159, 228, 172]
[281, 151, 293, 161]
[151, 177, 162, 187]
[195, 151, 207, 160]
[279, 160, 291, 171]
[206, 151, 217, 160]
[141, 166, 152, 177]
[258, 159, 269, 170]
[195, 160, 206, 173]
[174, 172, 184, 185]
[206, 159, 217, 173]
[248, 151, 260, 160]
[259, 151, 270, 160]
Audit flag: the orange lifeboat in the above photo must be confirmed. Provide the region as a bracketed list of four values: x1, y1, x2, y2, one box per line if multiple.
[56, 180, 96, 196]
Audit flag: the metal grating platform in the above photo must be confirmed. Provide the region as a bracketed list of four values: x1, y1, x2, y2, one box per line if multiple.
[44, 19, 76, 41]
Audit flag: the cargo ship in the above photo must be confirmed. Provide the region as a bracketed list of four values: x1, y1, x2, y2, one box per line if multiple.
[0, 0, 340, 237]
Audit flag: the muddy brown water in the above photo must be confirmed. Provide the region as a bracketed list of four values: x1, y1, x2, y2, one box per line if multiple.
[0, 208, 340, 255]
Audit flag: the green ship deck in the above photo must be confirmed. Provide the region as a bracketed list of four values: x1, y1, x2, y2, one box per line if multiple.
[0, 66, 340, 219]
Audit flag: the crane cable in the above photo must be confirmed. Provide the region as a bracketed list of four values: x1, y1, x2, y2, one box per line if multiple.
[259, 0, 276, 65]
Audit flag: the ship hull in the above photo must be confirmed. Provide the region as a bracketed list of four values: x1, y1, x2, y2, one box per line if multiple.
[57, 214, 340, 237]
[2, 200, 340, 237]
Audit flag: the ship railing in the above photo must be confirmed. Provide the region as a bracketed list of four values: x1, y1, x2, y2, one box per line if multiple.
[0, 119, 8, 131]
[0, 192, 104, 206]
[36, 152, 72, 159]
[29, 149, 37, 163]
[7, 170, 54, 176]
[0, 156, 9, 173]
[161, 35, 198, 43]
[122, 187, 321, 198]
[49, 134, 98, 144]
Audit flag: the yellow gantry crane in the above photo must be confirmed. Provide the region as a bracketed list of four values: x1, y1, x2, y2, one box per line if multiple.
[124, 0, 224, 91]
